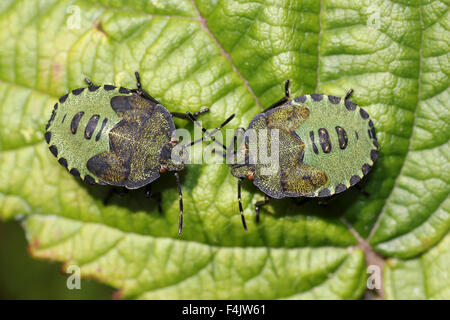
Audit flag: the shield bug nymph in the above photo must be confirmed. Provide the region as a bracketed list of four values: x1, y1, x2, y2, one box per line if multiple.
[45, 71, 234, 234]
[198, 80, 379, 231]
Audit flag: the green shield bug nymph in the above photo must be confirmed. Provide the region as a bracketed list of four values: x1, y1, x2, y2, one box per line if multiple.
[45, 72, 234, 234]
[201, 80, 379, 231]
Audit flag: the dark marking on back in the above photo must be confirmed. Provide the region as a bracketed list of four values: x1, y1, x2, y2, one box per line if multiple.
[54, 103, 58, 110]
[44, 131, 51, 144]
[311, 94, 323, 101]
[335, 126, 348, 150]
[368, 129, 373, 139]
[360, 108, 369, 119]
[328, 95, 341, 104]
[89, 85, 100, 92]
[119, 87, 130, 94]
[58, 157, 68, 169]
[59, 94, 69, 103]
[72, 88, 85, 95]
[362, 163, 371, 175]
[318, 188, 331, 197]
[61, 114, 66, 123]
[350, 175, 361, 186]
[49, 145, 58, 157]
[373, 140, 379, 148]
[369, 120, 374, 128]
[71, 112, 85, 134]
[318, 128, 331, 153]
[335, 183, 347, 194]
[370, 149, 378, 162]
[294, 95, 306, 103]
[309, 130, 319, 155]
[46, 109, 57, 129]
[355, 131, 359, 140]
[84, 114, 100, 140]
[345, 100, 356, 111]
[95, 118, 108, 141]
[70, 168, 80, 178]
[371, 127, 376, 140]
[104, 85, 116, 91]
[84, 175, 96, 184]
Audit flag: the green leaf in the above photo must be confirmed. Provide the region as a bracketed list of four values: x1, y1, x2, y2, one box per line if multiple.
[0, 0, 448, 299]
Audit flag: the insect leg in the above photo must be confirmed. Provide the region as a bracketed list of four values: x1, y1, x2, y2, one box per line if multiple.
[174, 172, 184, 235]
[171, 108, 210, 120]
[238, 178, 248, 232]
[133, 72, 162, 104]
[345, 88, 354, 100]
[183, 112, 235, 151]
[255, 195, 270, 223]
[355, 184, 370, 197]
[262, 79, 291, 113]
[145, 184, 162, 213]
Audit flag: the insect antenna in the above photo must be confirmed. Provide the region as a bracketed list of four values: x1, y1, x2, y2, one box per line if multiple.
[183, 112, 235, 151]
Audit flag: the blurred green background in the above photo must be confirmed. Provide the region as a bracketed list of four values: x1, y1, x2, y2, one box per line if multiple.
[0, 220, 113, 299]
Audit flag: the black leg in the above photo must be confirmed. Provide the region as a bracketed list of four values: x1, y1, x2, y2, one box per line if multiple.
[171, 107, 209, 120]
[355, 184, 370, 197]
[237, 178, 248, 231]
[145, 184, 162, 213]
[255, 195, 270, 223]
[262, 79, 291, 113]
[345, 88, 354, 100]
[174, 172, 184, 235]
[183, 112, 235, 150]
[133, 71, 161, 105]
[84, 77, 93, 86]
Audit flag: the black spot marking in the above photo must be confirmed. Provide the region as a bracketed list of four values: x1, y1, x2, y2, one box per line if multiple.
[345, 100, 356, 111]
[350, 175, 361, 186]
[362, 163, 371, 175]
[335, 183, 347, 194]
[49, 145, 58, 157]
[318, 188, 331, 197]
[336, 126, 348, 150]
[70, 168, 80, 178]
[104, 85, 116, 91]
[311, 94, 323, 101]
[89, 85, 100, 92]
[355, 131, 359, 140]
[328, 95, 341, 104]
[61, 114, 66, 123]
[360, 108, 369, 119]
[71, 112, 85, 134]
[373, 140, 379, 148]
[44, 131, 51, 144]
[368, 129, 373, 139]
[371, 149, 378, 162]
[371, 127, 377, 140]
[84, 175, 96, 184]
[59, 94, 69, 103]
[318, 128, 331, 154]
[46, 109, 57, 129]
[369, 120, 374, 128]
[72, 88, 85, 95]
[84, 114, 100, 140]
[53, 103, 58, 110]
[58, 157, 68, 169]
[294, 95, 306, 103]
[119, 87, 130, 94]
[309, 130, 319, 155]
[95, 118, 108, 141]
